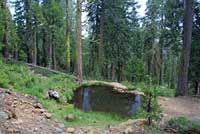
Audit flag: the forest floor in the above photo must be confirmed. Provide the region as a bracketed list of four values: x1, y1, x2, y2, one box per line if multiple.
[0, 87, 149, 134]
[1, 86, 199, 134]
[159, 96, 200, 121]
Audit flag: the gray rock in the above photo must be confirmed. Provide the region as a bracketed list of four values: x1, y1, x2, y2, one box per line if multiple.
[47, 90, 60, 100]
[33, 103, 43, 109]
[55, 127, 63, 134]
[0, 111, 9, 123]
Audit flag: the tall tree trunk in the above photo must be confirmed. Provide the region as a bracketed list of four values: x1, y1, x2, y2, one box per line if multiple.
[76, 0, 83, 82]
[48, 32, 53, 69]
[171, 57, 177, 89]
[42, 29, 47, 67]
[2, 0, 9, 59]
[98, 0, 104, 77]
[52, 31, 56, 70]
[25, 0, 33, 63]
[168, 52, 172, 88]
[111, 64, 116, 81]
[159, 48, 164, 85]
[66, 0, 71, 73]
[13, 44, 18, 60]
[33, 30, 37, 65]
[52, 43, 56, 70]
[176, 0, 193, 96]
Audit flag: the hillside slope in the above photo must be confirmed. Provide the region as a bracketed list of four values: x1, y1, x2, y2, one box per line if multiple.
[0, 88, 68, 134]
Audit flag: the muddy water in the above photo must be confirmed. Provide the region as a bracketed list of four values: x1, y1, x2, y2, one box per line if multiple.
[74, 86, 142, 116]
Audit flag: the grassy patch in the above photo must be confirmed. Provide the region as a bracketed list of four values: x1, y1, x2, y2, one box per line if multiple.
[122, 81, 175, 97]
[41, 100, 128, 127]
[0, 59, 130, 127]
[165, 117, 200, 134]
[144, 126, 161, 134]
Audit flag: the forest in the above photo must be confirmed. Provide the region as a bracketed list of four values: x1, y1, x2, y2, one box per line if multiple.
[0, 0, 200, 134]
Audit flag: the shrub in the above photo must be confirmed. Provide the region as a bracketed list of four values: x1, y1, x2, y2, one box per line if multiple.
[166, 117, 200, 134]
[122, 81, 175, 97]
[0, 71, 10, 88]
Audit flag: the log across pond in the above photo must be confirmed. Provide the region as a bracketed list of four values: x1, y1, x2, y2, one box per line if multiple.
[74, 81, 144, 116]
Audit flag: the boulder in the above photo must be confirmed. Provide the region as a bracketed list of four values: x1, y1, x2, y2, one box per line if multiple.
[124, 126, 133, 134]
[0, 111, 9, 123]
[47, 90, 60, 100]
[65, 114, 75, 121]
[55, 127, 63, 134]
[67, 128, 75, 133]
[44, 113, 52, 119]
[33, 103, 43, 109]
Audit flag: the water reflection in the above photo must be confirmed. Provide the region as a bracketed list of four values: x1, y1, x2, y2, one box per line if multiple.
[128, 95, 141, 115]
[82, 88, 91, 112]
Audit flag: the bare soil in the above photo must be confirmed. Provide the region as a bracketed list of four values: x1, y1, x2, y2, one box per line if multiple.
[159, 96, 200, 121]
[0, 88, 67, 134]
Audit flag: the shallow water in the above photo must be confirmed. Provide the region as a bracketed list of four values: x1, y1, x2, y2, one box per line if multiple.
[82, 88, 91, 112]
[128, 95, 141, 115]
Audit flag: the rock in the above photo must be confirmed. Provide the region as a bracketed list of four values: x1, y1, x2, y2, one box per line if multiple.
[0, 111, 9, 122]
[33, 108, 46, 114]
[47, 90, 60, 100]
[12, 101, 18, 107]
[55, 127, 64, 134]
[67, 128, 75, 133]
[33, 103, 43, 109]
[44, 113, 52, 119]
[58, 123, 65, 128]
[65, 114, 74, 121]
[5, 90, 12, 94]
[33, 128, 38, 132]
[6, 108, 17, 119]
[124, 126, 133, 134]
[83, 129, 93, 134]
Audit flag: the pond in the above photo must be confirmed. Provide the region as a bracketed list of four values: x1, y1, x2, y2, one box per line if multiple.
[74, 82, 144, 116]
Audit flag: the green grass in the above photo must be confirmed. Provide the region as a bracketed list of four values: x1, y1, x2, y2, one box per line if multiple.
[0, 59, 166, 128]
[144, 126, 161, 134]
[42, 100, 128, 127]
[0, 59, 131, 127]
[165, 117, 200, 134]
[122, 81, 175, 97]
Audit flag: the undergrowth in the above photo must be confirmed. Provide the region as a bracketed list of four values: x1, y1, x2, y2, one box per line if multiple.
[0, 59, 128, 127]
[122, 81, 175, 97]
[166, 117, 200, 134]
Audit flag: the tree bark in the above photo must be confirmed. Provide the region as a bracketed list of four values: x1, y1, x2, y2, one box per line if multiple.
[42, 29, 47, 67]
[66, 0, 71, 73]
[52, 43, 56, 70]
[33, 30, 37, 65]
[98, 0, 105, 77]
[48, 33, 52, 69]
[159, 48, 164, 85]
[76, 0, 83, 83]
[2, 0, 9, 59]
[176, 0, 193, 96]
[25, 0, 33, 63]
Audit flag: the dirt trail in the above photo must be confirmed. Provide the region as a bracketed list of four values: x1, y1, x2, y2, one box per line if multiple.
[159, 96, 200, 121]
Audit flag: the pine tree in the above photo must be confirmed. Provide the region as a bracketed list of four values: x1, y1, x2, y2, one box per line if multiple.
[76, 0, 83, 82]
[177, 0, 194, 96]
